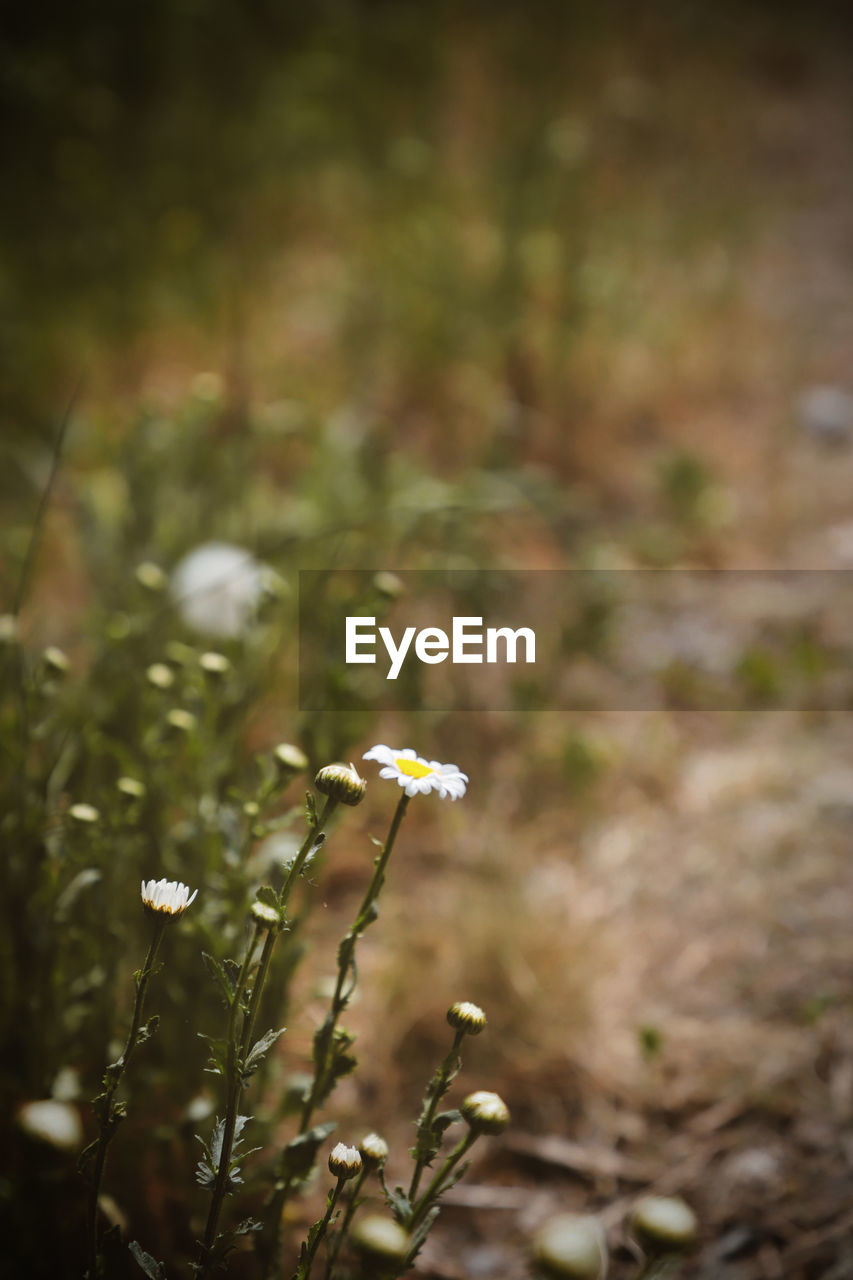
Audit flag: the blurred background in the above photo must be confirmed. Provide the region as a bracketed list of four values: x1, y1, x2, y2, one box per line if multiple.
[2, 2, 853, 1277]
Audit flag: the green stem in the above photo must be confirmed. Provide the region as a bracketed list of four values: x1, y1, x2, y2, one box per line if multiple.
[85, 917, 166, 1278]
[322, 1165, 366, 1280]
[280, 797, 337, 910]
[409, 1130, 476, 1231]
[299, 793, 409, 1131]
[407, 1029, 465, 1201]
[259, 793, 410, 1280]
[295, 1178, 345, 1280]
[201, 798, 336, 1273]
[199, 923, 261, 1268]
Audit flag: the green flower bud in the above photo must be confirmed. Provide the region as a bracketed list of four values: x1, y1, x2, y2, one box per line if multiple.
[315, 762, 366, 806]
[328, 1142, 363, 1179]
[273, 743, 309, 776]
[146, 662, 174, 690]
[630, 1196, 697, 1251]
[447, 1001, 487, 1036]
[43, 646, 70, 677]
[165, 708, 197, 734]
[68, 803, 100, 825]
[117, 776, 146, 800]
[352, 1215, 409, 1262]
[250, 899, 281, 930]
[460, 1090, 510, 1135]
[533, 1214, 607, 1279]
[358, 1132, 389, 1169]
[199, 651, 231, 678]
[135, 561, 167, 592]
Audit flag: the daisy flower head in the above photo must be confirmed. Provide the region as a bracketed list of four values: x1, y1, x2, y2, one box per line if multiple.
[362, 745, 467, 800]
[141, 878, 198, 919]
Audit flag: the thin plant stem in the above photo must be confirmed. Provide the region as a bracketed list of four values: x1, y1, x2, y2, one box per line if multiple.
[409, 1130, 476, 1231]
[259, 793, 410, 1279]
[199, 798, 337, 1272]
[199, 922, 262, 1265]
[407, 1028, 465, 1201]
[299, 793, 409, 1131]
[322, 1165, 367, 1280]
[294, 1177, 346, 1280]
[86, 916, 166, 1278]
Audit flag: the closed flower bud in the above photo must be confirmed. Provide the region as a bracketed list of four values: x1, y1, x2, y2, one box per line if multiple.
[359, 1132, 389, 1169]
[117, 776, 146, 800]
[373, 571, 405, 600]
[533, 1214, 607, 1279]
[43, 646, 70, 677]
[250, 899, 281, 929]
[199, 651, 231, 678]
[328, 1142, 363, 1179]
[630, 1196, 697, 1251]
[315, 763, 366, 807]
[460, 1090, 510, 1135]
[69, 803, 100, 825]
[274, 743, 309, 776]
[135, 561, 167, 592]
[447, 1001, 487, 1036]
[352, 1215, 409, 1262]
[146, 662, 174, 690]
[165, 708, 197, 734]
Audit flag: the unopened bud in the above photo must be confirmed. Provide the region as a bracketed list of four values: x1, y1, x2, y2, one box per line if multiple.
[135, 561, 167, 592]
[43, 646, 70, 677]
[533, 1214, 607, 1279]
[352, 1215, 409, 1262]
[274, 743, 309, 776]
[328, 1142, 363, 1179]
[631, 1196, 697, 1251]
[315, 763, 366, 807]
[447, 1001, 487, 1036]
[460, 1090, 510, 1135]
[250, 899, 281, 930]
[373, 571, 405, 600]
[117, 776, 146, 800]
[146, 662, 174, 690]
[165, 708, 196, 734]
[359, 1132, 389, 1169]
[199, 651, 230, 678]
[68, 803, 100, 825]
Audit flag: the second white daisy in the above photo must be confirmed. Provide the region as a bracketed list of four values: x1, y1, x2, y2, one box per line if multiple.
[362, 745, 467, 800]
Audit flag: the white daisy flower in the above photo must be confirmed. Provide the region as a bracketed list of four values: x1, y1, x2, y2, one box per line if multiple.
[140, 878, 198, 918]
[362, 745, 468, 800]
[170, 542, 279, 639]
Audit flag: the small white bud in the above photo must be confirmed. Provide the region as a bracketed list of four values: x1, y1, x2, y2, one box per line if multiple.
[117, 776, 146, 800]
[135, 561, 167, 592]
[460, 1090, 510, 1135]
[631, 1196, 697, 1251]
[68, 803, 100, 825]
[328, 1142, 363, 1179]
[447, 1001, 487, 1036]
[165, 708, 197, 734]
[315, 762, 366, 807]
[352, 1215, 409, 1261]
[146, 662, 175, 690]
[358, 1132, 389, 1169]
[199, 651, 231, 678]
[533, 1214, 607, 1279]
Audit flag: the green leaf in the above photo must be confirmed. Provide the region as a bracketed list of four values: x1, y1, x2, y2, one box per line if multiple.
[129, 1241, 168, 1279]
[136, 1015, 160, 1046]
[202, 951, 235, 1003]
[242, 1025, 286, 1081]
[385, 1185, 412, 1225]
[275, 1121, 336, 1180]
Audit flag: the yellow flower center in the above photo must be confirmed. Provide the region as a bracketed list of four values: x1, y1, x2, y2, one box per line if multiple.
[396, 757, 434, 779]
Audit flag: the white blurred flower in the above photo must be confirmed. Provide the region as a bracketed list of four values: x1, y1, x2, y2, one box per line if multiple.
[170, 542, 276, 638]
[362, 745, 467, 800]
[18, 1099, 82, 1149]
[141, 878, 198, 917]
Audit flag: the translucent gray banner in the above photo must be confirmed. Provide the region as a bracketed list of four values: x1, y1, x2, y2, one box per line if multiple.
[298, 570, 852, 711]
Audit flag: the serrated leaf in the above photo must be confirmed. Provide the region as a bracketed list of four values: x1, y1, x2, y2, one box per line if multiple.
[202, 951, 235, 1003]
[385, 1185, 412, 1225]
[129, 1241, 168, 1279]
[137, 1015, 160, 1045]
[405, 1205, 440, 1266]
[243, 1025, 286, 1080]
